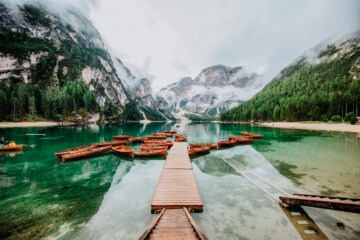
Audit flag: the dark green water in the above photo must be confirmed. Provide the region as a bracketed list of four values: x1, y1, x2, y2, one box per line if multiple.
[0, 123, 359, 240]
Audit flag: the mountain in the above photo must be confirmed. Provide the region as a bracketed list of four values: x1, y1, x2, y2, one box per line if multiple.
[221, 33, 360, 122]
[0, 2, 169, 122]
[157, 64, 262, 120]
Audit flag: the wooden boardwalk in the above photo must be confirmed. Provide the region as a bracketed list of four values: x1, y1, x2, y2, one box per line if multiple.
[151, 142, 203, 212]
[139, 208, 207, 240]
[140, 142, 207, 240]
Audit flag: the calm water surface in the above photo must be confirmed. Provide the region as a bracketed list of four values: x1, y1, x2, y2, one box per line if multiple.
[0, 123, 359, 240]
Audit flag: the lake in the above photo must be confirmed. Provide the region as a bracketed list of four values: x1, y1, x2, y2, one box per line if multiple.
[0, 123, 359, 240]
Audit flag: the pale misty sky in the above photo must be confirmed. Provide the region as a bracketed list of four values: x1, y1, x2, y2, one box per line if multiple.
[25, 0, 360, 91]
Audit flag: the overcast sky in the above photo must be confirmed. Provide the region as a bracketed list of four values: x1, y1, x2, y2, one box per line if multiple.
[14, 0, 359, 91]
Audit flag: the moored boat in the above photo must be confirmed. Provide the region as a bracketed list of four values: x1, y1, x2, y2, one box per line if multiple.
[142, 142, 173, 147]
[91, 140, 127, 147]
[232, 138, 253, 144]
[229, 136, 253, 143]
[129, 137, 146, 144]
[0, 143, 23, 151]
[140, 145, 168, 150]
[241, 132, 264, 139]
[111, 145, 134, 157]
[218, 140, 236, 147]
[113, 135, 131, 140]
[146, 135, 167, 139]
[247, 134, 264, 139]
[144, 140, 171, 143]
[133, 149, 167, 156]
[188, 146, 211, 155]
[175, 135, 187, 142]
[55, 145, 92, 159]
[163, 131, 176, 134]
[61, 146, 111, 161]
[189, 143, 217, 149]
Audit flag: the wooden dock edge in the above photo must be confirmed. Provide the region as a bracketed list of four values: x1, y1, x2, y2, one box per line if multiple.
[151, 205, 203, 213]
[139, 208, 165, 240]
[183, 207, 209, 240]
[279, 196, 360, 213]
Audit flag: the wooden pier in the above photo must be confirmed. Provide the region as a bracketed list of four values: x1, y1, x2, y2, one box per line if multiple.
[151, 142, 203, 212]
[280, 193, 360, 213]
[140, 142, 207, 239]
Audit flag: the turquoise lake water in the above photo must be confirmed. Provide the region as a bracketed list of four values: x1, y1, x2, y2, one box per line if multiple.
[0, 122, 359, 240]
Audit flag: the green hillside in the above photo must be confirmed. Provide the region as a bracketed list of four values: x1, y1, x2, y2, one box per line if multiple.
[221, 42, 360, 122]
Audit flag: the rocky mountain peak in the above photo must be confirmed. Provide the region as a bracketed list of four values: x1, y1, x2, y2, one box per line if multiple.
[156, 64, 262, 120]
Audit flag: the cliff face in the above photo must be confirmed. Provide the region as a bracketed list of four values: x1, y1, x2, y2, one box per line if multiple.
[157, 65, 261, 120]
[0, 2, 169, 121]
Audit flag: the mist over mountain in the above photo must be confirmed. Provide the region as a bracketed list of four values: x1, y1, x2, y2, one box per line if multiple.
[0, 1, 172, 122]
[157, 65, 263, 120]
[221, 33, 360, 122]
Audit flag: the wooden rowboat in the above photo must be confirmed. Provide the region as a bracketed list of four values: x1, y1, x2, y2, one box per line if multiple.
[189, 143, 217, 149]
[164, 131, 177, 134]
[133, 149, 167, 156]
[112, 145, 134, 157]
[241, 132, 264, 139]
[233, 138, 253, 144]
[91, 140, 127, 147]
[247, 134, 264, 139]
[229, 135, 243, 140]
[0, 144, 23, 151]
[175, 135, 187, 142]
[55, 146, 92, 159]
[113, 135, 131, 140]
[144, 140, 171, 143]
[218, 140, 236, 147]
[229, 136, 253, 144]
[146, 135, 167, 139]
[163, 131, 176, 134]
[188, 146, 210, 155]
[128, 137, 146, 144]
[140, 145, 168, 150]
[143, 142, 173, 147]
[61, 146, 111, 161]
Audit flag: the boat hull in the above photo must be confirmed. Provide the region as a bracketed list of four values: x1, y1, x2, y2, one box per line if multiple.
[0, 145, 23, 151]
[112, 146, 134, 157]
[133, 149, 167, 156]
[188, 147, 210, 155]
[61, 146, 111, 161]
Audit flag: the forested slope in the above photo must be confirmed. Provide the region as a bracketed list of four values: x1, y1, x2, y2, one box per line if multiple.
[221, 37, 360, 122]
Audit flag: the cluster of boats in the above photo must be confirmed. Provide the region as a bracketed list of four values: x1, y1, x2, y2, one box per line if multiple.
[53, 131, 264, 161]
[188, 132, 264, 156]
[55, 131, 179, 161]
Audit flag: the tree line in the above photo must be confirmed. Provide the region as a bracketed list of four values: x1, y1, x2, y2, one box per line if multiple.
[0, 80, 98, 121]
[221, 48, 360, 122]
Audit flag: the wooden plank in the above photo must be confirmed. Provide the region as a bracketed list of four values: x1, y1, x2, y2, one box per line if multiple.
[168, 142, 188, 155]
[279, 196, 360, 213]
[164, 155, 192, 169]
[293, 193, 360, 201]
[151, 169, 203, 212]
[139, 208, 165, 240]
[183, 208, 208, 240]
[147, 209, 198, 240]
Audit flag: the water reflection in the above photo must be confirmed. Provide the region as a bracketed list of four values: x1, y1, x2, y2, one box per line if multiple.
[0, 123, 359, 239]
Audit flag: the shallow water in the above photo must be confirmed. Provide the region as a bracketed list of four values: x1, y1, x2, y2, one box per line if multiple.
[0, 123, 359, 239]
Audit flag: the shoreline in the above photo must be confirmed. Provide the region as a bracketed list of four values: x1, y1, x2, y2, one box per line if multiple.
[1, 120, 359, 134]
[259, 122, 360, 134]
[0, 121, 74, 128]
